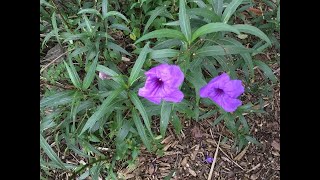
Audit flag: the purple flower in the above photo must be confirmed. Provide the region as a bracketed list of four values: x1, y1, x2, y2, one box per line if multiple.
[99, 72, 110, 80]
[205, 156, 214, 163]
[138, 64, 184, 104]
[200, 73, 244, 112]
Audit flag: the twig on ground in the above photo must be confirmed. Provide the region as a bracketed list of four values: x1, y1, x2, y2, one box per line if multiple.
[207, 134, 221, 180]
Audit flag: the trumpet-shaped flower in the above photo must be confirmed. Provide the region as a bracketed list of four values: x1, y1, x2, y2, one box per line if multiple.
[200, 73, 244, 112]
[138, 64, 184, 104]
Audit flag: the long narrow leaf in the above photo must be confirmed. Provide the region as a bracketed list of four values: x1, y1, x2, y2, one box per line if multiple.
[150, 49, 179, 59]
[254, 60, 277, 83]
[233, 24, 272, 45]
[222, 0, 243, 23]
[212, 0, 224, 16]
[144, 7, 166, 34]
[135, 29, 186, 44]
[51, 12, 60, 44]
[64, 60, 82, 89]
[179, 0, 192, 43]
[40, 91, 74, 108]
[160, 101, 172, 137]
[191, 23, 240, 42]
[196, 45, 254, 56]
[82, 52, 99, 90]
[40, 134, 66, 170]
[96, 64, 125, 85]
[107, 42, 131, 56]
[129, 92, 153, 137]
[103, 11, 129, 22]
[80, 89, 123, 135]
[132, 108, 152, 151]
[128, 42, 150, 86]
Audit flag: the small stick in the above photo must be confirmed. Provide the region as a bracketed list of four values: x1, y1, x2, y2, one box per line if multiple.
[207, 135, 221, 180]
[209, 129, 245, 170]
[40, 50, 70, 73]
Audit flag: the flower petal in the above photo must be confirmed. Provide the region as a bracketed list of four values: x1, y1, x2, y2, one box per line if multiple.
[163, 89, 184, 103]
[223, 80, 244, 98]
[200, 73, 230, 97]
[138, 87, 162, 104]
[208, 73, 230, 89]
[165, 65, 184, 88]
[210, 94, 242, 112]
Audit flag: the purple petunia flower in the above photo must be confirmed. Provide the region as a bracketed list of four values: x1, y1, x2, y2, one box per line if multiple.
[200, 73, 244, 112]
[138, 64, 184, 104]
[99, 72, 110, 80]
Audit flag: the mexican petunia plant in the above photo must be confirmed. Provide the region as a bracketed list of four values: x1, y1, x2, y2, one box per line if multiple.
[40, 0, 278, 178]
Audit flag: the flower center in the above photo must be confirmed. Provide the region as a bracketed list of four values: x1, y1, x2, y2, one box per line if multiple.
[154, 77, 164, 87]
[215, 88, 224, 96]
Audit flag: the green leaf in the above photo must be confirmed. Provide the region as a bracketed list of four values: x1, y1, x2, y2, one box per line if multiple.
[135, 29, 186, 44]
[191, 23, 240, 42]
[82, 52, 99, 90]
[188, 8, 220, 22]
[277, 5, 280, 22]
[80, 89, 123, 135]
[212, 114, 225, 126]
[160, 101, 172, 137]
[241, 53, 254, 79]
[179, 0, 192, 43]
[132, 108, 152, 151]
[224, 113, 236, 133]
[96, 64, 125, 85]
[63, 134, 92, 158]
[107, 41, 131, 56]
[129, 92, 153, 137]
[254, 60, 277, 83]
[171, 113, 182, 134]
[150, 49, 180, 59]
[196, 45, 254, 56]
[222, 0, 243, 23]
[70, 46, 89, 58]
[199, 109, 217, 120]
[62, 33, 88, 43]
[78, 8, 102, 18]
[51, 12, 60, 44]
[212, 0, 224, 16]
[102, 0, 108, 17]
[41, 31, 54, 49]
[144, 6, 166, 34]
[116, 120, 131, 143]
[40, 0, 54, 8]
[103, 11, 129, 23]
[214, 56, 230, 73]
[40, 134, 66, 170]
[128, 42, 150, 86]
[63, 60, 82, 89]
[245, 136, 261, 146]
[163, 21, 180, 26]
[239, 115, 249, 133]
[153, 39, 182, 50]
[40, 91, 74, 108]
[233, 24, 272, 45]
[109, 23, 131, 32]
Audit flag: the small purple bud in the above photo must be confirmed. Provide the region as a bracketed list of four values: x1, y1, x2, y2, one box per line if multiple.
[99, 72, 109, 80]
[205, 157, 214, 163]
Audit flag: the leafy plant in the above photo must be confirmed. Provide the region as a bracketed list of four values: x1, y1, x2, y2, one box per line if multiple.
[40, 0, 279, 178]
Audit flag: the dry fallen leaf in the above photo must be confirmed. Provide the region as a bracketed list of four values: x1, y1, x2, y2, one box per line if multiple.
[181, 157, 188, 167]
[271, 140, 280, 151]
[191, 125, 203, 138]
[148, 164, 155, 175]
[188, 168, 197, 177]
